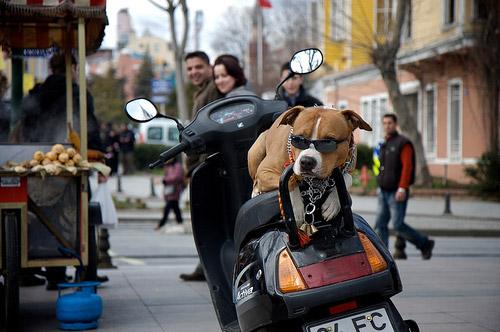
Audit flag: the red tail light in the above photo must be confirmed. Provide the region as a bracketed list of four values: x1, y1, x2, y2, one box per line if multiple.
[298, 253, 372, 288]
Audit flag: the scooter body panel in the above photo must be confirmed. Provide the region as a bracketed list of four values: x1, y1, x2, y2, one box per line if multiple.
[233, 214, 403, 332]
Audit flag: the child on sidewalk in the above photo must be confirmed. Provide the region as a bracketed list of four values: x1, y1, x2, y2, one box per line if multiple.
[155, 157, 185, 230]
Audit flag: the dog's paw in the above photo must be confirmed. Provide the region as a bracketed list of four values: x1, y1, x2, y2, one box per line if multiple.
[343, 173, 353, 188]
[322, 190, 341, 221]
[290, 187, 305, 226]
[251, 188, 262, 198]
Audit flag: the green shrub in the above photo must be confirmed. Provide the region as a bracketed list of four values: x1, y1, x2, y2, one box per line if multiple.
[355, 143, 374, 170]
[134, 144, 169, 171]
[464, 148, 500, 197]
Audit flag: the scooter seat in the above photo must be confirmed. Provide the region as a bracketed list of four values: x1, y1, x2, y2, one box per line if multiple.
[234, 190, 282, 250]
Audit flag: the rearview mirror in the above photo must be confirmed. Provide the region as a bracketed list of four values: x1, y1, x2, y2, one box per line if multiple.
[125, 98, 158, 122]
[289, 48, 323, 75]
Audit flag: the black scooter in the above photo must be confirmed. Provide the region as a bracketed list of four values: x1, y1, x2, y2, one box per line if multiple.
[125, 49, 419, 332]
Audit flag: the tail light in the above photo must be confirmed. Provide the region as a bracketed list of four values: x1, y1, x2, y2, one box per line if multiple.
[278, 233, 388, 293]
[278, 250, 307, 293]
[139, 132, 144, 143]
[358, 232, 388, 273]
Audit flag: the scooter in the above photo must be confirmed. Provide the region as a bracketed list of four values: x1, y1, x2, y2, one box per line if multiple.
[125, 49, 419, 332]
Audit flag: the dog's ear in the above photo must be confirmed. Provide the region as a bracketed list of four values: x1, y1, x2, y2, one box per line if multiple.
[341, 110, 372, 131]
[278, 106, 305, 127]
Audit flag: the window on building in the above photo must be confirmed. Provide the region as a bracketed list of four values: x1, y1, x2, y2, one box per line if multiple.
[448, 80, 462, 158]
[425, 85, 436, 157]
[403, 0, 412, 40]
[361, 95, 387, 147]
[376, 0, 394, 36]
[337, 100, 348, 110]
[330, 0, 346, 41]
[443, 0, 456, 26]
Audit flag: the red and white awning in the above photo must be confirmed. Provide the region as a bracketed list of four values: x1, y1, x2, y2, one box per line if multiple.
[0, 0, 107, 52]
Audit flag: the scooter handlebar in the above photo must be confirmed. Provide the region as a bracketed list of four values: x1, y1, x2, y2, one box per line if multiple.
[148, 141, 190, 169]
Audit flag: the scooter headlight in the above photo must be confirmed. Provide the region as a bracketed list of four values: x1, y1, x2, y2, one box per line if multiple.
[278, 249, 307, 293]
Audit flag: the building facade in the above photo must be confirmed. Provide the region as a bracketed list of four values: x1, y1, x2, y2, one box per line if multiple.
[316, 0, 498, 183]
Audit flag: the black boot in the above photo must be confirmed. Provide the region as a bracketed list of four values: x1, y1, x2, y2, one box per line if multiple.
[393, 235, 407, 259]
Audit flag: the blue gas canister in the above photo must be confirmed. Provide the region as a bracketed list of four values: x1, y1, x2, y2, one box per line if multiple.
[56, 281, 102, 330]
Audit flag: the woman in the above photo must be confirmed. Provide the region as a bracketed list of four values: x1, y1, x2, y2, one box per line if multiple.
[213, 55, 255, 97]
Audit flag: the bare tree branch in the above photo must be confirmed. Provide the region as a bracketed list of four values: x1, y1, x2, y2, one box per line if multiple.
[148, 0, 189, 122]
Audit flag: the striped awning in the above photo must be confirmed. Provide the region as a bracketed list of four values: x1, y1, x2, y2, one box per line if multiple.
[0, 0, 107, 53]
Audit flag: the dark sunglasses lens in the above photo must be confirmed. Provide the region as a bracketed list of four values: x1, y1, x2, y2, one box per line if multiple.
[314, 140, 337, 153]
[291, 136, 310, 150]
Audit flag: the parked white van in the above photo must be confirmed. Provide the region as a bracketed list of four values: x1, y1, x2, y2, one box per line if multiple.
[137, 118, 179, 146]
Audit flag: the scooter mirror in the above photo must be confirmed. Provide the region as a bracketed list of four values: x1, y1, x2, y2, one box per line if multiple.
[289, 48, 323, 75]
[125, 98, 158, 122]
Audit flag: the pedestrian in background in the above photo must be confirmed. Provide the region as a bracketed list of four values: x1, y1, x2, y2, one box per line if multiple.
[119, 123, 135, 174]
[180, 50, 223, 281]
[0, 71, 9, 142]
[104, 122, 120, 175]
[374, 113, 435, 259]
[213, 54, 255, 97]
[155, 157, 185, 231]
[279, 62, 322, 108]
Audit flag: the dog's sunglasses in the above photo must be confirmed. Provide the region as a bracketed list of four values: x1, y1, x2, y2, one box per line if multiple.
[290, 134, 348, 153]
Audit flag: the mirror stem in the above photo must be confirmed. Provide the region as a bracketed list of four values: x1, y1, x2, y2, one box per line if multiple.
[274, 71, 295, 100]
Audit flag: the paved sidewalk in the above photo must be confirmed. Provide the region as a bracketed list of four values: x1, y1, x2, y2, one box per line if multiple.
[95, 174, 500, 237]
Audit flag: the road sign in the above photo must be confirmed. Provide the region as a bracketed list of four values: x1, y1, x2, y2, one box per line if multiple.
[151, 78, 172, 94]
[151, 95, 170, 104]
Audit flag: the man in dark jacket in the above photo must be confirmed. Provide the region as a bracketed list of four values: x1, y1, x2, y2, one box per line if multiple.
[15, 53, 103, 151]
[279, 62, 323, 108]
[374, 113, 434, 259]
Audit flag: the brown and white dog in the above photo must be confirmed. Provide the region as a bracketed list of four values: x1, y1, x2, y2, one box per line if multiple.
[248, 106, 372, 227]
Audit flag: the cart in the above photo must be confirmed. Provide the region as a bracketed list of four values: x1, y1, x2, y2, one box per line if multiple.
[0, 1, 107, 330]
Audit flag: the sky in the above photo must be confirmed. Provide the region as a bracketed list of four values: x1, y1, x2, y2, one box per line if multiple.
[102, 0, 254, 57]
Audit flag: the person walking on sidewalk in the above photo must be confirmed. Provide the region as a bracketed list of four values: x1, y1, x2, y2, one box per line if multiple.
[374, 113, 435, 259]
[155, 157, 185, 230]
[181, 51, 223, 281]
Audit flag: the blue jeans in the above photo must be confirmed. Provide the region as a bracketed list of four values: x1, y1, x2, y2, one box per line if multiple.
[374, 189, 427, 250]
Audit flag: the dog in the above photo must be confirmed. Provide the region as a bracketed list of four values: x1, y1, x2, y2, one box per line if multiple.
[248, 106, 372, 227]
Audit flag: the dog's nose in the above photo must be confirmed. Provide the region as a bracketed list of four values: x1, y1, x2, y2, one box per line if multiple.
[300, 156, 317, 172]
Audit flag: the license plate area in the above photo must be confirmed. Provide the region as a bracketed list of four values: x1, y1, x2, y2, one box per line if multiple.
[304, 305, 395, 332]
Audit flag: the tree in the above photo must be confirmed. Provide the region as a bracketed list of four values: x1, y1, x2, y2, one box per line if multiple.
[134, 51, 154, 99]
[149, 0, 189, 123]
[89, 67, 127, 124]
[470, 1, 500, 150]
[320, 0, 432, 186]
[369, 0, 432, 186]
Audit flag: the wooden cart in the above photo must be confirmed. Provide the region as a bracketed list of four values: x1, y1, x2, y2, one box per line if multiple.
[0, 1, 107, 330]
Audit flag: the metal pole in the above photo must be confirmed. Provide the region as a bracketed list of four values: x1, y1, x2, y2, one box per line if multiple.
[257, 6, 263, 92]
[443, 164, 448, 187]
[117, 173, 122, 193]
[150, 177, 157, 197]
[443, 193, 452, 215]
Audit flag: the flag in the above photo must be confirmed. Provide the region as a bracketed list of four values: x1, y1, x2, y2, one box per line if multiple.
[258, 0, 272, 8]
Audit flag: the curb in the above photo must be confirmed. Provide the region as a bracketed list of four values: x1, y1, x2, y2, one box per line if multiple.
[117, 215, 500, 238]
